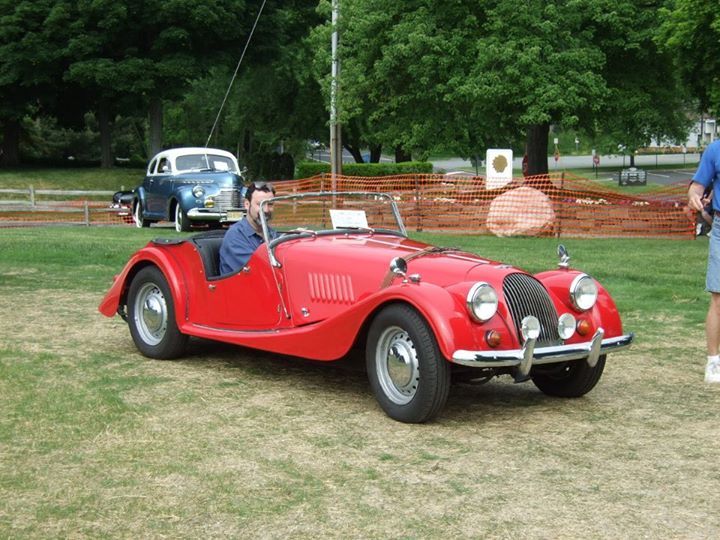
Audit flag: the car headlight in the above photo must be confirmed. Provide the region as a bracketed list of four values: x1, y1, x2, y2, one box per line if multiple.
[570, 274, 598, 311]
[192, 185, 205, 198]
[466, 282, 498, 322]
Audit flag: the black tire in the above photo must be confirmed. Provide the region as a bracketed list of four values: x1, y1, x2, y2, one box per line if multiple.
[531, 355, 606, 397]
[133, 200, 151, 228]
[366, 304, 450, 423]
[175, 204, 191, 232]
[127, 266, 188, 359]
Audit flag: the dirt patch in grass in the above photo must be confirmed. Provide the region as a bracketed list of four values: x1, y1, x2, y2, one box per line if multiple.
[1, 289, 719, 538]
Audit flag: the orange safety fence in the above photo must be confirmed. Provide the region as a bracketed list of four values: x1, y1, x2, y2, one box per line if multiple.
[273, 172, 695, 239]
[0, 172, 696, 238]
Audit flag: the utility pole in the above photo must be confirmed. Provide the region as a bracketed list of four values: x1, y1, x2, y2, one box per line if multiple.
[330, 0, 342, 190]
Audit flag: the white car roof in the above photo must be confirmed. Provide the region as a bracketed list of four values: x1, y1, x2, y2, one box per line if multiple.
[148, 147, 240, 173]
[149, 147, 238, 162]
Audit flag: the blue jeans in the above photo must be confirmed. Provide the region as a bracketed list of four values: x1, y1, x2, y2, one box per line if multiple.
[707, 216, 720, 293]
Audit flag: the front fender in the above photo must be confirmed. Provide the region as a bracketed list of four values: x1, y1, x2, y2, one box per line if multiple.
[174, 187, 201, 214]
[347, 281, 483, 362]
[535, 269, 624, 337]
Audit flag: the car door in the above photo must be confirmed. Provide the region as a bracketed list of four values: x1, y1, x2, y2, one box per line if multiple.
[198, 248, 284, 330]
[145, 156, 174, 218]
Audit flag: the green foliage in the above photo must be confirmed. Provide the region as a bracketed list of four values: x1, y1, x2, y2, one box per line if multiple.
[295, 160, 433, 179]
[657, 0, 720, 115]
[165, 1, 326, 177]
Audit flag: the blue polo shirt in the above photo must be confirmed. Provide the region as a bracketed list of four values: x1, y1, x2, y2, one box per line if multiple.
[218, 218, 277, 276]
[693, 140, 720, 211]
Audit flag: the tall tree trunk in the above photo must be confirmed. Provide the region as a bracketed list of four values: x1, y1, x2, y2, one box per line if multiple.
[148, 97, 163, 157]
[369, 144, 382, 163]
[629, 153, 635, 168]
[525, 123, 550, 176]
[343, 143, 364, 163]
[98, 105, 113, 168]
[0, 118, 21, 166]
[394, 145, 411, 162]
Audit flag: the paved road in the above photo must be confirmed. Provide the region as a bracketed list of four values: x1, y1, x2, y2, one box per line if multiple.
[433, 152, 700, 171]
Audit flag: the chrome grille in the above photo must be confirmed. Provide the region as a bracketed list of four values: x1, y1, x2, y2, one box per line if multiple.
[215, 188, 240, 211]
[503, 273, 560, 345]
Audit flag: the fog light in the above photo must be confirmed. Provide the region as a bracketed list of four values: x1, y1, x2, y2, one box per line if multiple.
[558, 313, 576, 340]
[576, 318, 591, 336]
[521, 316, 541, 341]
[204, 198, 215, 208]
[485, 330, 501, 348]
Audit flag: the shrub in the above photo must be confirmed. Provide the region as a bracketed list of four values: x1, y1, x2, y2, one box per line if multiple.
[295, 161, 433, 179]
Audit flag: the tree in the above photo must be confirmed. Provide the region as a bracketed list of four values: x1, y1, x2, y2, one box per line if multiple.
[63, 0, 250, 166]
[313, 0, 692, 174]
[316, 0, 483, 162]
[0, 1, 72, 165]
[589, 0, 692, 167]
[657, 0, 720, 116]
[166, 0, 326, 179]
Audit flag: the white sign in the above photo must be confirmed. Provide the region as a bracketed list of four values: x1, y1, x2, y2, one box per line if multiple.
[485, 149, 514, 189]
[330, 209, 369, 229]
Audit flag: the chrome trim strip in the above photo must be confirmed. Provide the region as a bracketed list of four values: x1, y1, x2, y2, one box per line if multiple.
[451, 331, 634, 368]
[186, 208, 244, 221]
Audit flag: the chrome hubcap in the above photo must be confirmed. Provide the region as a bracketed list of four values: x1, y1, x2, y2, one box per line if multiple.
[375, 326, 420, 405]
[134, 282, 168, 346]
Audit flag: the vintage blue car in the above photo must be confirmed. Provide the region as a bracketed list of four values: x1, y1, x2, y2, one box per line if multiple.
[132, 147, 246, 232]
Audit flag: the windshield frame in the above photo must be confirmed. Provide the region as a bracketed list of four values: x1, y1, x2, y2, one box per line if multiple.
[259, 191, 408, 268]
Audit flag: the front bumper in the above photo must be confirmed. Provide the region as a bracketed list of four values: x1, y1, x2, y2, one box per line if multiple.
[186, 207, 245, 223]
[452, 329, 634, 376]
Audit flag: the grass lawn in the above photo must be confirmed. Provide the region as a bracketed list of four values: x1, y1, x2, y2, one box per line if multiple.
[0, 226, 718, 537]
[0, 167, 144, 192]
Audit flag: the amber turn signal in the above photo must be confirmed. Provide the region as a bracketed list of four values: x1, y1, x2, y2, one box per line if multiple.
[485, 330, 502, 348]
[576, 319, 592, 336]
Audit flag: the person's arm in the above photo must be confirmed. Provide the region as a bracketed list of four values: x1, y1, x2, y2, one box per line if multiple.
[690, 143, 717, 211]
[688, 181, 707, 212]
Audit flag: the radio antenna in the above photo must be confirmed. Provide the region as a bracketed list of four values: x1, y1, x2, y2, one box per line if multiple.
[205, 0, 267, 148]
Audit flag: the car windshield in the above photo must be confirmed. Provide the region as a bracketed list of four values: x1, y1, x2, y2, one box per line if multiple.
[263, 192, 407, 239]
[175, 153, 237, 173]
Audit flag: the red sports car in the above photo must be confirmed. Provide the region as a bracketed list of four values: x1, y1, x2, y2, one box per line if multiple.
[99, 192, 633, 423]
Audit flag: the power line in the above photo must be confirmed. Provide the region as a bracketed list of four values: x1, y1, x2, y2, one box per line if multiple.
[205, 0, 268, 149]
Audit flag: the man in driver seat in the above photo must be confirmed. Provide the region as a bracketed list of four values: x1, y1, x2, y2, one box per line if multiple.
[219, 181, 277, 276]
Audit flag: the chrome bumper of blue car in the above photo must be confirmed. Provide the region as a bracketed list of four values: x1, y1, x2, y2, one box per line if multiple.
[186, 207, 244, 222]
[452, 329, 634, 376]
